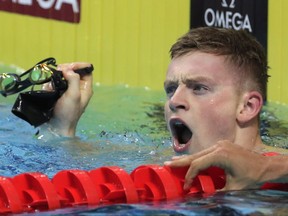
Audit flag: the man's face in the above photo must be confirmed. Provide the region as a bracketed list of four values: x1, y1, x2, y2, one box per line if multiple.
[164, 52, 242, 154]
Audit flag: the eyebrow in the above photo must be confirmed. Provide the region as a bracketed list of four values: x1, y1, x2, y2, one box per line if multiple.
[183, 76, 213, 86]
[164, 76, 213, 87]
[163, 80, 178, 89]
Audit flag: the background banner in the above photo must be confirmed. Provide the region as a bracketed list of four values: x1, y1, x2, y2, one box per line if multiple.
[190, 0, 268, 51]
[0, 0, 81, 23]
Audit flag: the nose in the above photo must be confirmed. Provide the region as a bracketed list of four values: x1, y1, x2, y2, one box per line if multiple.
[168, 85, 189, 112]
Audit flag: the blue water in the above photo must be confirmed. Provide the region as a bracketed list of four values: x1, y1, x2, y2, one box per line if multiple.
[33, 190, 288, 215]
[0, 86, 172, 177]
[1, 85, 288, 215]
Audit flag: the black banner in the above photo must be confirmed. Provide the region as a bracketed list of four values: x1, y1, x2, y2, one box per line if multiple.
[190, 0, 268, 51]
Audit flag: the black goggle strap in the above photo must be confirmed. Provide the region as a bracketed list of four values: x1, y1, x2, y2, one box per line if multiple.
[35, 57, 57, 67]
[50, 68, 67, 94]
[20, 57, 56, 80]
[16, 58, 57, 93]
[1, 58, 57, 96]
[1, 72, 33, 97]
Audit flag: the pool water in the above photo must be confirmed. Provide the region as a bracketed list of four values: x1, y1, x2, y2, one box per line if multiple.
[1, 66, 288, 214]
[0, 85, 173, 177]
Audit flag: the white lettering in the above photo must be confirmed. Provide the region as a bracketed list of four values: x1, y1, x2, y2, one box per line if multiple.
[221, 0, 228, 8]
[14, 0, 32, 5]
[204, 8, 214, 26]
[215, 10, 225, 27]
[11, 0, 79, 13]
[230, 0, 236, 8]
[37, 0, 55, 9]
[221, 0, 235, 8]
[55, 0, 79, 13]
[242, 15, 252, 32]
[204, 8, 252, 32]
[225, 11, 232, 28]
[232, 13, 242, 30]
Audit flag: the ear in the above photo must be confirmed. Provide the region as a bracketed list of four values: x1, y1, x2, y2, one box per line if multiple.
[237, 91, 263, 124]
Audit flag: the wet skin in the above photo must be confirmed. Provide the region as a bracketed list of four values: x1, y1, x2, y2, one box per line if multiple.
[164, 51, 261, 154]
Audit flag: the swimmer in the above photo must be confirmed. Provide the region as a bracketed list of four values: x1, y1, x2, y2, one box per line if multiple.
[45, 27, 288, 191]
[163, 27, 288, 190]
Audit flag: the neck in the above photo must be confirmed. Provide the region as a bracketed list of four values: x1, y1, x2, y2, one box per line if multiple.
[235, 121, 265, 152]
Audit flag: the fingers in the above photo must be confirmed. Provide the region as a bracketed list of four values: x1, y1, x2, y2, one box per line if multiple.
[164, 142, 234, 190]
[164, 144, 220, 167]
[183, 150, 227, 190]
[164, 153, 217, 190]
[58, 62, 93, 105]
[164, 141, 267, 191]
[62, 69, 81, 100]
[42, 82, 53, 91]
[57, 62, 93, 84]
[58, 62, 92, 71]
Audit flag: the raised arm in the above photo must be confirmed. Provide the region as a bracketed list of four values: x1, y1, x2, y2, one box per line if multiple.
[43, 62, 93, 137]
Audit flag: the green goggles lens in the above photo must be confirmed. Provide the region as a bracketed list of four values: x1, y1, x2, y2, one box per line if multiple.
[0, 74, 17, 92]
[0, 57, 58, 97]
[29, 65, 53, 84]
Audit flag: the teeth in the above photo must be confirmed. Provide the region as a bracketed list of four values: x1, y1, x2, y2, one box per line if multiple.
[174, 121, 183, 126]
[174, 141, 186, 147]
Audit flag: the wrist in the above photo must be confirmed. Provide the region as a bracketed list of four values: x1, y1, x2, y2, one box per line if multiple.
[40, 119, 76, 138]
[261, 155, 288, 183]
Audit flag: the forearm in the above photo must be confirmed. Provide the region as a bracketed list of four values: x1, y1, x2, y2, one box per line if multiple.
[38, 120, 76, 139]
[261, 155, 288, 184]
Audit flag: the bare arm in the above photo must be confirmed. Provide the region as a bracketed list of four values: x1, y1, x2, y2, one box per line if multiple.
[164, 140, 288, 191]
[41, 62, 93, 137]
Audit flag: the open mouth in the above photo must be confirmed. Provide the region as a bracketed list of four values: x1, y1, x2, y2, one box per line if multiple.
[169, 119, 192, 152]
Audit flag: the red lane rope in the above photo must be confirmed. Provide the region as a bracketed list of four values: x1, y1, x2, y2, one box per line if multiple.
[0, 153, 287, 214]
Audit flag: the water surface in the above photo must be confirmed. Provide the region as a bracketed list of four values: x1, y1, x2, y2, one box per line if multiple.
[1, 66, 288, 215]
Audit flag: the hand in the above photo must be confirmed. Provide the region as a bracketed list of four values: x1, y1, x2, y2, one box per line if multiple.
[164, 140, 270, 191]
[44, 62, 93, 137]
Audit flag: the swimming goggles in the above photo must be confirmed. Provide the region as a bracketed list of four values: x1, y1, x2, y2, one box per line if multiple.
[0, 57, 94, 127]
[0, 57, 93, 97]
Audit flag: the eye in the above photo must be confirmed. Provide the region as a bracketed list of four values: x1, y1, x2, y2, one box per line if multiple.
[165, 84, 178, 98]
[192, 84, 209, 95]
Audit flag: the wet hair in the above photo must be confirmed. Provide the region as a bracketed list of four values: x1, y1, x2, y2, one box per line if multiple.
[170, 27, 269, 99]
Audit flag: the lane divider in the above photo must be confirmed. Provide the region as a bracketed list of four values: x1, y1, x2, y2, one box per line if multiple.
[0, 165, 225, 214]
[0, 153, 287, 214]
